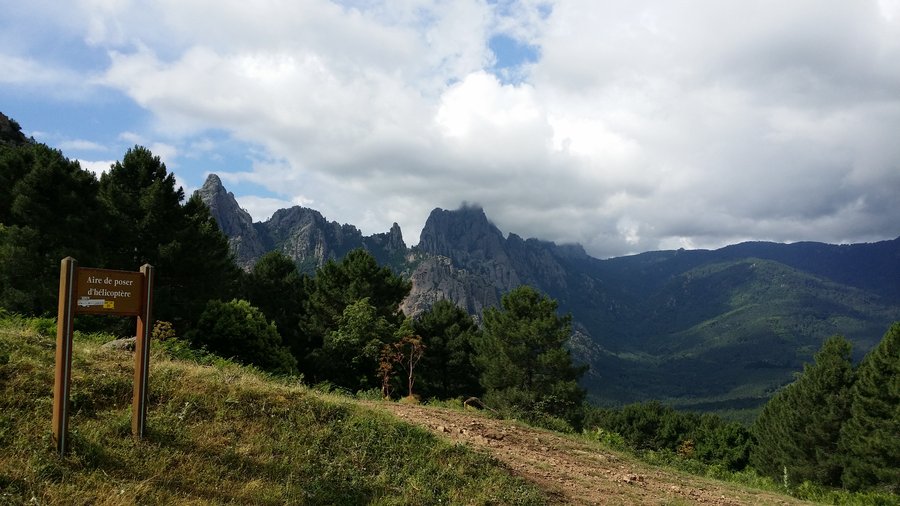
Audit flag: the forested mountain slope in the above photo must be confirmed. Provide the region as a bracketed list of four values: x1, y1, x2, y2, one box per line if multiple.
[199, 174, 900, 411]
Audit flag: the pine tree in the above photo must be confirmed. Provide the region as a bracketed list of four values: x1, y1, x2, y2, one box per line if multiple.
[0, 143, 104, 313]
[157, 194, 241, 329]
[750, 335, 855, 486]
[243, 251, 309, 364]
[98, 146, 183, 269]
[412, 299, 483, 400]
[476, 285, 587, 427]
[98, 147, 240, 330]
[304, 249, 410, 381]
[840, 322, 900, 492]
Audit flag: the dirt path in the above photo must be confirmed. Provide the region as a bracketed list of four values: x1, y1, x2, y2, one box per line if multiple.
[369, 401, 810, 505]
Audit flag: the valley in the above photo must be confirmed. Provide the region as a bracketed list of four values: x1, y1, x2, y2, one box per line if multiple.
[198, 173, 900, 415]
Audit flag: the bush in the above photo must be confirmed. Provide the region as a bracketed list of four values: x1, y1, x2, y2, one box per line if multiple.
[185, 299, 297, 375]
[584, 402, 752, 471]
[592, 427, 626, 449]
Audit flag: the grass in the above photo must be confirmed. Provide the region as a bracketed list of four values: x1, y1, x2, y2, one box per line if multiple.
[3, 313, 896, 505]
[0, 314, 546, 505]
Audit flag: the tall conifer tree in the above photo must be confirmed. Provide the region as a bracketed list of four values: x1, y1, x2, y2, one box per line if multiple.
[476, 285, 587, 427]
[244, 251, 309, 364]
[412, 299, 483, 400]
[751, 335, 855, 486]
[0, 143, 103, 313]
[98, 146, 239, 329]
[840, 322, 900, 492]
[304, 249, 411, 382]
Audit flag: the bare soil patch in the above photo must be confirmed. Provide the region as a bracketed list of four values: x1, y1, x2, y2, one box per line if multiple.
[370, 401, 811, 505]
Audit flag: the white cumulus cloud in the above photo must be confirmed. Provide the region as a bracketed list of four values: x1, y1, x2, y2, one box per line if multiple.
[8, 0, 900, 257]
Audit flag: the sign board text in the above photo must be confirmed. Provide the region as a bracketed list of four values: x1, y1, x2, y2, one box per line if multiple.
[75, 268, 144, 316]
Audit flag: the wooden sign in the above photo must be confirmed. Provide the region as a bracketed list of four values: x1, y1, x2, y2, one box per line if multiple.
[53, 258, 154, 456]
[74, 268, 144, 316]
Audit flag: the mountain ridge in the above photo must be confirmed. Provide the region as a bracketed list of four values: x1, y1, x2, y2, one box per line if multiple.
[196, 173, 900, 413]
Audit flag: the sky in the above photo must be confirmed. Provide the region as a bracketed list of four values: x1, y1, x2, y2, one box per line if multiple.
[2, 0, 900, 259]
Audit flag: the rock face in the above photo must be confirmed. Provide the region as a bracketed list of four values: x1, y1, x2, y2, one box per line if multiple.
[195, 174, 267, 269]
[402, 206, 586, 316]
[196, 174, 407, 271]
[197, 173, 900, 407]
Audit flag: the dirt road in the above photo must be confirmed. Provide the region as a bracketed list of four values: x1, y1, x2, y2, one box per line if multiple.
[371, 401, 809, 505]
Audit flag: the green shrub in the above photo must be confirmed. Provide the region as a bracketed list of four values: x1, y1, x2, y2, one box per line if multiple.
[185, 299, 297, 374]
[592, 427, 626, 449]
[584, 402, 752, 471]
[526, 411, 575, 433]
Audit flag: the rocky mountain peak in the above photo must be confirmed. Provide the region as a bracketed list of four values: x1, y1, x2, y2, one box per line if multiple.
[197, 174, 250, 235]
[389, 222, 404, 250]
[418, 205, 506, 263]
[194, 173, 267, 269]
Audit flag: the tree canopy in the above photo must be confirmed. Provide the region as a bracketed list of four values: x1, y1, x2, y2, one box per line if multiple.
[0, 144, 104, 313]
[751, 335, 856, 486]
[839, 322, 900, 492]
[186, 298, 296, 374]
[243, 251, 309, 364]
[476, 285, 587, 427]
[304, 249, 411, 381]
[412, 299, 482, 400]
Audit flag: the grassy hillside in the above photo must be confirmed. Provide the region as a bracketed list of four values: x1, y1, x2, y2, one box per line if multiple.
[0, 314, 545, 504]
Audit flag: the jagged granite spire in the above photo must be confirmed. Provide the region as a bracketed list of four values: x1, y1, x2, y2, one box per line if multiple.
[194, 174, 267, 269]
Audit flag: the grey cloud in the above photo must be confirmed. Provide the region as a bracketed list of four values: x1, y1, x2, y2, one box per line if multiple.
[83, 1, 900, 258]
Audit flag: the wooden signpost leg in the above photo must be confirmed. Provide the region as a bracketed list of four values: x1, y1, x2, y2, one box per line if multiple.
[52, 257, 77, 456]
[132, 264, 154, 439]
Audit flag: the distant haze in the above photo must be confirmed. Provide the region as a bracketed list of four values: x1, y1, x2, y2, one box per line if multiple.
[3, 1, 899, 258]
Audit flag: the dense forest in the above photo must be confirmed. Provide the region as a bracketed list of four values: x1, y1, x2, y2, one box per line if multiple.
[1, 114, 897, 494]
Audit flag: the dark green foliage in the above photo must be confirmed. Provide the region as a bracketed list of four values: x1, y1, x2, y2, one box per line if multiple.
[690, 414, 754, 471]
[98, 146, 183, 269]
[476, 285, 587, 427]
[751, 335, 855, 486]
[0, 142, 33, 224]
[97, 147, 240, 330]
[305, 249, 411, 382]
[243, 251, 309, 364]
[0, 143, 104, 314]
[586, 402, 693, 451]
[155, 194, 241, 329]
[0, 114, 28, 146]
[307, 248, 411, 328]
[840, 322, 900, 492]
[186, 299, 296, 374]
[412, 299, 483, 400]
[584, 402, 753, 471]
[320, 298, 394, 391]
[0, 225, 42, 313]
[1, 141, 237, 330]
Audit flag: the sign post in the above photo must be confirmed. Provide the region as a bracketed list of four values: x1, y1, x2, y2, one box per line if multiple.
[52, 257, 77, 456]
[52, 258, 154, 456]
[132, 264, 154, 439]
